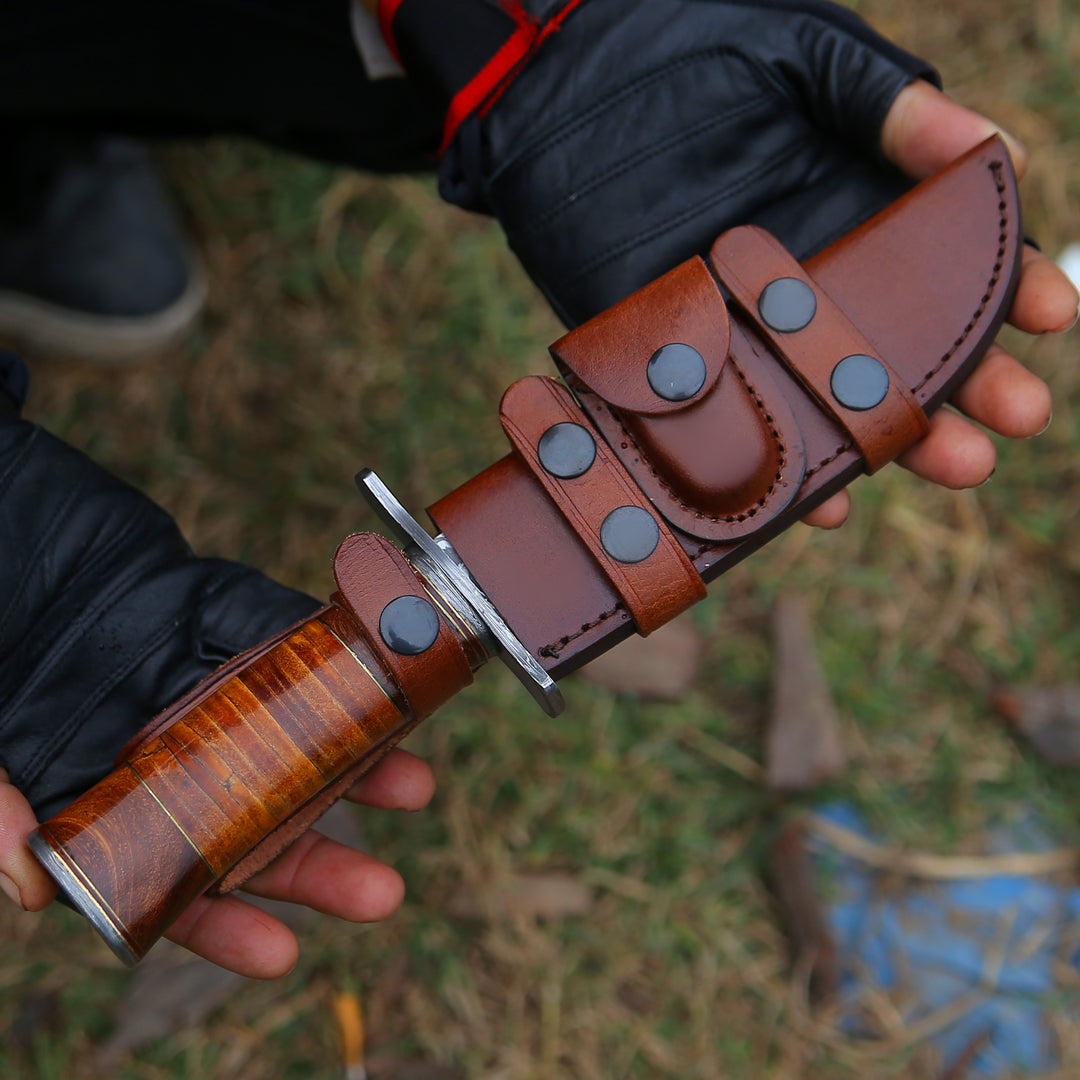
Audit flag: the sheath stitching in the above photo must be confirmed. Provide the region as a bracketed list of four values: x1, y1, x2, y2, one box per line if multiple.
[695, 158, 1010, 557]
[597, 358, 787, 526]
[914, 160, 1008, 394]
[539, 602, 623, 659]
[538, 359, 787, 654]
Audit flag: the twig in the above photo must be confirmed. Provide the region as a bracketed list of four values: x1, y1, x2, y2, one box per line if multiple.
[807, 814, 1080, 879]
[679, 727, 764, 783]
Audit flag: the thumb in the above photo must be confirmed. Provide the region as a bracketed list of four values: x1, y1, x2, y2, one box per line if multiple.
[0, 768, 58, 911]
[881, 79, 1028, 180]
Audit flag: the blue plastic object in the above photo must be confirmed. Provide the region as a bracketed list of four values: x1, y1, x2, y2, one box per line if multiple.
[813, 803, 1078, 1076]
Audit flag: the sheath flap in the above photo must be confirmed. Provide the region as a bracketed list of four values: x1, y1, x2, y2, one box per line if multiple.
[550, 257, 729, 416]
[550, 256, 805, 542]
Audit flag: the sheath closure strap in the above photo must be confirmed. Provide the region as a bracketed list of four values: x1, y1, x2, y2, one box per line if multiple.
[711, 225, 930, 473]
[333, 532, 473, 719]
[500, 375, 705, 636]
[549, 256, 807, 544]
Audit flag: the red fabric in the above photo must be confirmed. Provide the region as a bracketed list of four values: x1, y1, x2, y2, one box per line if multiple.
[378, 0, 588, 154]
[377, 0, 407, 63]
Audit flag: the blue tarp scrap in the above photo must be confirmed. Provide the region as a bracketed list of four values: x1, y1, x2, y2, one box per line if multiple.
[809, 803, 1080, 1077]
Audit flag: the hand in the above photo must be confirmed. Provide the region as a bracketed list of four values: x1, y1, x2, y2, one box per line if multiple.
[0, 767, 56, 912]
[384, 0, 1076, 519]
[802, 81, 1075, 528]
[0, 750, 435, 979]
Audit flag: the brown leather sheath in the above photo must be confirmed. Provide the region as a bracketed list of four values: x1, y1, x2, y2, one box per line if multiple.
[429, 137, 1021, 678]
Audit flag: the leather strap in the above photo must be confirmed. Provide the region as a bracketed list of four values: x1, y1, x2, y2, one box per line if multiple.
[711, 225, 930, 473]
[500, 375, 705, 635]
[333, 532, 473, 719]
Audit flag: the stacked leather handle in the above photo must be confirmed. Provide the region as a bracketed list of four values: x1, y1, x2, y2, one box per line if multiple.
[30, 137, 1021, 964]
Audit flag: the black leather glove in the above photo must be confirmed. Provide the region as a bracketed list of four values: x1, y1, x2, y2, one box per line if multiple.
[0, 355, 321, 821]
[384, 0, 939, 325]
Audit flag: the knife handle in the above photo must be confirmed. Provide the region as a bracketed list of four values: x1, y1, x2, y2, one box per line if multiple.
[29, 534, 476, 965]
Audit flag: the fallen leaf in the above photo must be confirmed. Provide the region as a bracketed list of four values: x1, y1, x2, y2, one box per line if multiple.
[993, 683, 1080, 766]
[579, 615, 702, 700]
[765, 593, 846, 791]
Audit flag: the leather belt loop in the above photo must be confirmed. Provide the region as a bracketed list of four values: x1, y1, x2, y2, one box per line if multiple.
[710, 225, 931, 473]
[500, 375, 705, 637]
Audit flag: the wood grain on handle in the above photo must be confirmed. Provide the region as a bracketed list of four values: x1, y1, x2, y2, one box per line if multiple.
[32, 610, 406, 963]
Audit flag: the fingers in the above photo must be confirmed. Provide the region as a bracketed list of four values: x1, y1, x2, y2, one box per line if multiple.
[163, 751, 433, 977]
[899, 340, 1052, 487]
[1011, 245, 1080, 335]
[896, 408, 996, 488]
[950, 343, 1052, 439]
[0, 768, 57, 912]
[881, 79, 1028, 180]
[160, 751, 434, 978]
[165, 831, 409, 979]
[802, 490, 850, 529]
[166, 893, 300, 979]
[873, 83, 1073, 502]
[343, 747, 436, 811]
[242, 830, 405, 921]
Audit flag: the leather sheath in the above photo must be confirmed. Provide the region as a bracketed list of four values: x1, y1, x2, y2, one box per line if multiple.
[428, 138, 1021, 677]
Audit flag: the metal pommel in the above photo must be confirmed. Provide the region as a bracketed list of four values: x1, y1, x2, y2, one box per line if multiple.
[355, 469, 565, 717]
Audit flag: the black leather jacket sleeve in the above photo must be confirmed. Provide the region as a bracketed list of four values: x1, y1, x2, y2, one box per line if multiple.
[388, 0, 938, 325]
[0, 358, 321, 821]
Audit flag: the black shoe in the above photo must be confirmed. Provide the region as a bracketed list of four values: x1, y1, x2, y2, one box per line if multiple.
[0, 133, 205, 359]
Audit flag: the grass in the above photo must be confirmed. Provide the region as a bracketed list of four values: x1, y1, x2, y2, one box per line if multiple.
[4, 1, 1080, 1077]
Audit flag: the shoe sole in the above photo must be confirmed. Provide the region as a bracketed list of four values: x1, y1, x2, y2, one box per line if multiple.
[0, 254, 208, 361]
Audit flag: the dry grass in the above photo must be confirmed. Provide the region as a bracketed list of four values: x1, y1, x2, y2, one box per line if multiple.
[4, 1, 1080, 1077]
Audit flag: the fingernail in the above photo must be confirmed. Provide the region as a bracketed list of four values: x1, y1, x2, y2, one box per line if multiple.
[0, 872, 24, 909]
[1050, 308, 1080, 334]
[993, 126, 1027, 171]
[978, 469, 996, 487]
[1032, 411, 1053, 438]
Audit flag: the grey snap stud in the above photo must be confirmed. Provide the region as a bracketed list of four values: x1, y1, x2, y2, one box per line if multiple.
[600, 505, 660, 564]
[538, 422, 596, 479]
[830, 354, 890, 411]
[646, 343, 707, 402]
[380, 595, 440, 655]
[758, 277, 817, 333]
